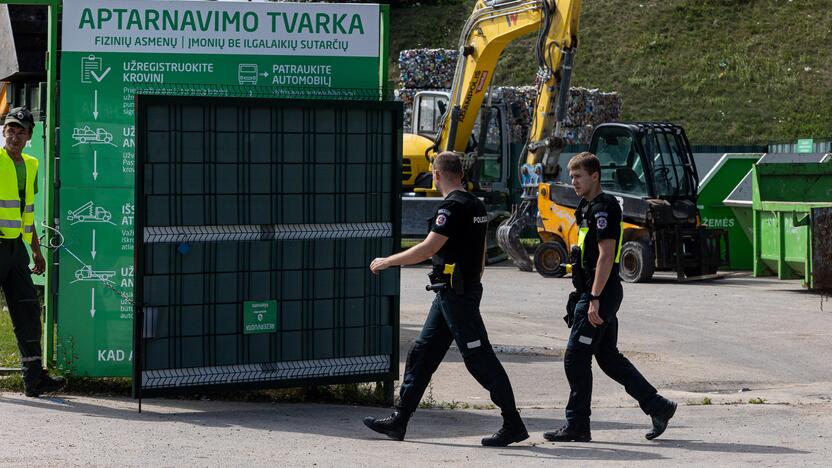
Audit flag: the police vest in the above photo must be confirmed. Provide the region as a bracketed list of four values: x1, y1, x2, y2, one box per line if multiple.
[0, 148, 37, 244]
[577, 226, 623, 263]
[576, 206, 624, 264]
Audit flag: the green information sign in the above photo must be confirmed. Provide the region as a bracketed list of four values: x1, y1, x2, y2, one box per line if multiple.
[796, 138, 814, 153]
[244, 300, 278, 335]
[57, 0, 389, 377]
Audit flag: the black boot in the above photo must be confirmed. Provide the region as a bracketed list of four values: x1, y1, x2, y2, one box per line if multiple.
[646, 399, 677, 440]
[543, 425, 592, 442]
[363, 410, 410, 441]
[24, 368, 66, 398]
[481, 412, 529, 447]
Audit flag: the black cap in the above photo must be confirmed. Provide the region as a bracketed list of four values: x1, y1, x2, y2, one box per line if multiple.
[4, 107, 34, 131]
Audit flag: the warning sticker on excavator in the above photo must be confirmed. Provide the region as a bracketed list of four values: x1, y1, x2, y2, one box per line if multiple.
[476, 70, 489, 92]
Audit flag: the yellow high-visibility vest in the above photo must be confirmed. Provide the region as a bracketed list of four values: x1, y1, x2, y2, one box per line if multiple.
[0, 148, 37, 244]
[577, 215, 624, 264]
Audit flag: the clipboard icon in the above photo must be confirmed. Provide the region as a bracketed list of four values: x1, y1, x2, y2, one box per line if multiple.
[81, 55, 103, 83]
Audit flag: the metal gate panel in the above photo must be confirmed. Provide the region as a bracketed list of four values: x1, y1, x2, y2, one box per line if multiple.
[134, 96, 402, 397]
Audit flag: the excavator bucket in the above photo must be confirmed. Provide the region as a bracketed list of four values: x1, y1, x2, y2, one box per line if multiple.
[496, 200, 535, 271]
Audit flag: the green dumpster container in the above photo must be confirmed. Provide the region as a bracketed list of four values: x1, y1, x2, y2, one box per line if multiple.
[726, 153, 831, 272]
[752, 161, 832, 290]
[698, 153, 762, 270]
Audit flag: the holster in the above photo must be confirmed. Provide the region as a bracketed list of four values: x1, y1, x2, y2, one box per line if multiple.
[564, 291, 582, 328]
[427, 263, 464, 295]
[564, 245, 586, 328]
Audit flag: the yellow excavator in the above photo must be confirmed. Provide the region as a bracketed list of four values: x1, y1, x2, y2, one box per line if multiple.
[401, 0, 582, 262]
[402, 0, 725, 281]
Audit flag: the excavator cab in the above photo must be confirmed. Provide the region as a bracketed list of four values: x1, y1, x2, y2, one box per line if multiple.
[401, 90, 515, 263]
[528, 122, 727, 282]
[403, 90, 511, 193]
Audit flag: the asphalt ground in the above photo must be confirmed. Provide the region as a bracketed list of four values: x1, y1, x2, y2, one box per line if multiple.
[2, 265, 830, 466]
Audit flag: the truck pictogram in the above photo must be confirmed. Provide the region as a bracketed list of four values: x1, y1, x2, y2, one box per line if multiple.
[72, 125, 114, 145]
[67, 201, 113, 224]
[74, 266, 117, 283]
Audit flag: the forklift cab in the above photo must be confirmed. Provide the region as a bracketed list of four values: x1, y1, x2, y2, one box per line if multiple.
[590, 123, 698, 202]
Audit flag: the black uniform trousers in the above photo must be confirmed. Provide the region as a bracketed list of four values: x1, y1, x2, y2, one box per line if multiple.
[564, 279, 664, 431]
[0, 236, 43, 384]
[397, 282, 520, 420]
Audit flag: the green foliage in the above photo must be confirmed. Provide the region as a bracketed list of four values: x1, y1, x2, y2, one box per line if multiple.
[686, 396, 713, 405]
[389, 0, 832, 144]
[0, 302, 18, 368]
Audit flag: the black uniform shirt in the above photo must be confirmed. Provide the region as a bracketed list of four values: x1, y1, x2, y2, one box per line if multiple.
[579, 192, 622, 278]
[429, 189, 488, 281]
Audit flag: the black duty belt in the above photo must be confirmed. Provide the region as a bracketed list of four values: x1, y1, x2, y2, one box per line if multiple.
[426, 263, 473, 295]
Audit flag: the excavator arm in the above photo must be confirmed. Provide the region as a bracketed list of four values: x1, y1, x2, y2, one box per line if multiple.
[411, 0, 583, 270]
[433, 0, 582, 164]
[438, 0, 583, 271]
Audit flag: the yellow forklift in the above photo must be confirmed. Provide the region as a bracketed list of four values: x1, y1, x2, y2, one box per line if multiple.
[509, 122, 727, 282]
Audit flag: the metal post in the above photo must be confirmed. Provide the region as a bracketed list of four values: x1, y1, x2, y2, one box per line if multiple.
[382, 379, 395, 406]
[44, 0, 59, 369]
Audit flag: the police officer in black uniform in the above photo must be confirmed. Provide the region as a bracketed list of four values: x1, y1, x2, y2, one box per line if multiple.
[363, 152, 528, 447]
[544, 152, 677, 442]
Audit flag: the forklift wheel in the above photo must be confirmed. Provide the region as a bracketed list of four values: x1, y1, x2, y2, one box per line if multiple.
[619, 241, 655, 283]
[534, 242, 568, 278]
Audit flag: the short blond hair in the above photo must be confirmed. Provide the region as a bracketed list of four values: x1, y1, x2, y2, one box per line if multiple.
[568, 152, 601, 175]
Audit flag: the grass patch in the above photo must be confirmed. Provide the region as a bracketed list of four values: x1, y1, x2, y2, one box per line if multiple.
[748, 397, 767, 405]
[207, 382, 389, 406]
[0, 308, 19, 369]
[421, 399, 497, 410]
[418, 380, 496, 410]
[389, 0, 832, 144]
[686, 396, 713, 405]
[0, 371, 390, 406]
[401, 238, 421, 249]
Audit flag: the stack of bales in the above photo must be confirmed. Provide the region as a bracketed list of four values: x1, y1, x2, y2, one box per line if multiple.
[396, 48, 459, 133]
[396, 49, 621, 144]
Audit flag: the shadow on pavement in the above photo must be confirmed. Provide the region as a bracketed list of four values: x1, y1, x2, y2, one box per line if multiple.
[2, 395, 638, 440]
[3, 395, 806, 460]
[643, 275, 807, 290]
[403, 440, 667, 461]
[651, 438, 809, 455]
[487, 436, 809, 462]
[599, 438, 809, 456]
[501, 445, 668, 461]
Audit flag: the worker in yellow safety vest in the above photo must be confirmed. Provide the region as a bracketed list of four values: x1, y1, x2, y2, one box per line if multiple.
[0, 107, 65, 397]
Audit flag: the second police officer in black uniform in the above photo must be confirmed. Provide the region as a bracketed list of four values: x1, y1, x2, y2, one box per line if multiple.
[544, 152, 677, 443]
[363, 152, 528, 447]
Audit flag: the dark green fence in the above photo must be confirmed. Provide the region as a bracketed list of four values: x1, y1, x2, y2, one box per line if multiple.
[134, 95, 402, 398]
